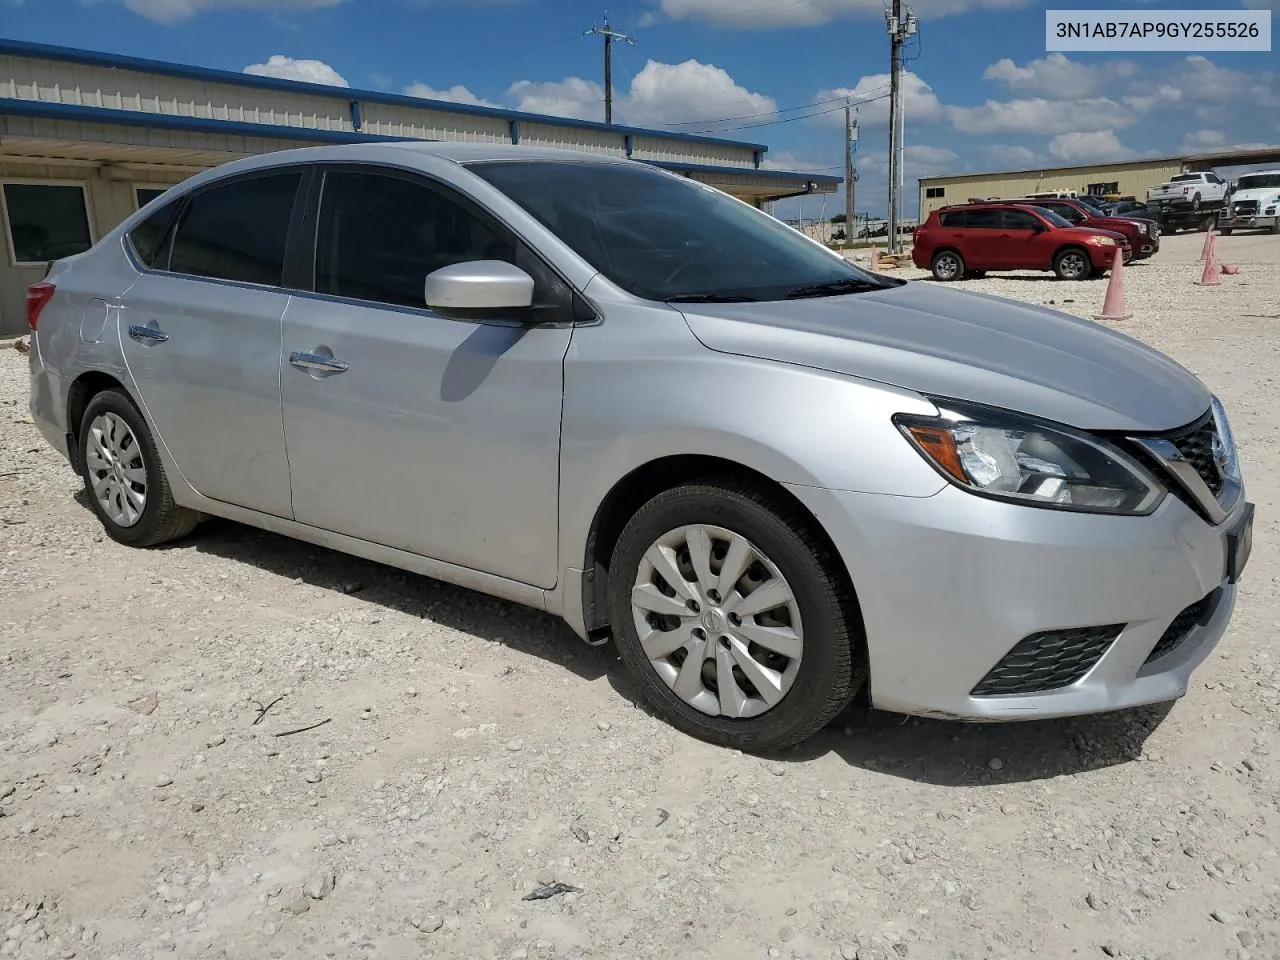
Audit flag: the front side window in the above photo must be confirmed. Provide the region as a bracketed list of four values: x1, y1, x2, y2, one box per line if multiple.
[136, 187, 169, 209]
[2, 183, 93, 264]
[1026, 206, 1075, 229]
[469, 160, 891, 302]
[169, 172, 301, 286]
[315, 170, 516, 309]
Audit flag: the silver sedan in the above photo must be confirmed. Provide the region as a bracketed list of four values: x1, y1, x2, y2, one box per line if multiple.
[27, 142, 1252, 751]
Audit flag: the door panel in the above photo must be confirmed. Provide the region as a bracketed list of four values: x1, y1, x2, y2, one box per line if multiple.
[996, 209, 1045, 269]
[959, 208, 1003, 268]
[117, 170, 302, 518]
[279, 167, 573, 589]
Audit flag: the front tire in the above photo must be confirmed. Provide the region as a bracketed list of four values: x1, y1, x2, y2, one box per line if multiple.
[78, 389, 199, 547]
[1053, 247, 1092, 281]
[607, 481, 864, 753]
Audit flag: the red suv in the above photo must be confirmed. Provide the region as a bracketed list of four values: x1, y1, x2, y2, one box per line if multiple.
[1008, 196, 1159, 258]
[912, 203, 1132, 282]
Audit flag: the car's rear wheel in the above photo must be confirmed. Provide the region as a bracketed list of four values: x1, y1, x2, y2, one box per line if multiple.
[78, 389, 199, 547]
[930, 250, 965, 282]
[1053, 247, 1092, 281]
[607, 481, 864, 753]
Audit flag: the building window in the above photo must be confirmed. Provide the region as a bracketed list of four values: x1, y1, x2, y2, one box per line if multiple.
[135, 187, 169, 209]
[2, 182, 93, 265]
[925, 187, 946, 199]
[1086, 182, 1119, 196]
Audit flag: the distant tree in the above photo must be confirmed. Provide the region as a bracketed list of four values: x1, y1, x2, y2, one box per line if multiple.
[830, 213, 847, 223]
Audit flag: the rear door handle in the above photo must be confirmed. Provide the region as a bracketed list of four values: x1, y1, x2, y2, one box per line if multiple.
[128, 324, 168, 344]
[289, 351, 349, 374]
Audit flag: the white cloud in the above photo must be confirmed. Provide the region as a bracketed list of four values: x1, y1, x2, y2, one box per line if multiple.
[125, 0, 340, 22]
[506, 59, 774, 126]
[905, 145, 959, 166]
[947, 97, 1135, 135]
[403, 82, 500, 108]
[983, 52, 1137, 99]
[1047, 130, 1135, 164]
[625, 59, 776, 126]
[652, 0, 1033, 28]
[243, 55, 347, 87]
[507, 77, 604, 121]
[814, 72, 941, 126]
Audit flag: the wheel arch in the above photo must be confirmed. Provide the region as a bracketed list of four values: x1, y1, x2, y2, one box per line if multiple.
[577, 454, 862, 640]
[65, 370, 129, 472]
[1052, 243, 1092, 275]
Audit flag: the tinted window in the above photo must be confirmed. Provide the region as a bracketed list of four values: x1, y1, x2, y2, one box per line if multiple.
[1001, 209, 1041, 230]
[128, 202, 180, 269]
[136, 187, 168, 208]
[1041, 202, 1084, 223]
[315, 170, 516, 308]
[964, 208, 1001, 229]
[938, 211, 965, 227]
[2, 183, 92, 263]
[470, 160, 889, 302]
[1027, 206, 1075, 228]
[169, 172, 301, 286]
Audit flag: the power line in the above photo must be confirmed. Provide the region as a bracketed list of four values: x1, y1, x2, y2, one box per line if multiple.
[658, 86, 887, 127]
[684, 90, 891, 134]
[585, 12, 635, 124]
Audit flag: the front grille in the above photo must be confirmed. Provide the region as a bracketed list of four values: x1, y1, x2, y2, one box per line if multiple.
[1232, 200, 1259, 216]
[1145, 591, 1219, 664]
[971, 625, 1123, 697]
[1170, 419, 1223, 495]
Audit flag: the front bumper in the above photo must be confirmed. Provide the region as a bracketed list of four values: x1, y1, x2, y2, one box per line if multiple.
[1223, 214, 1277, 230]
[785, 481, 1248, 721]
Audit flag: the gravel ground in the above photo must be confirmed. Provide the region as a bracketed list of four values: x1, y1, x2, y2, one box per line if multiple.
[2, 231, 1278, 960]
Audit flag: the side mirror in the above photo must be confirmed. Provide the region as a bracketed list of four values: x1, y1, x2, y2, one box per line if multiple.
[424, 261, 534, 312]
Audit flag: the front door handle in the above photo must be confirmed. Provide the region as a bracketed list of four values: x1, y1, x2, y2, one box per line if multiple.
[128, 324, 169, 344]
[289, 351, 349, 374]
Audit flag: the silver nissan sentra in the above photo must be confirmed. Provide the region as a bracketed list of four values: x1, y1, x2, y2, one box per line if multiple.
[27, 142, 1253, 752]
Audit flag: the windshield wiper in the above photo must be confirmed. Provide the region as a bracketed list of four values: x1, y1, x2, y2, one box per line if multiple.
[785, 278, 882, 299]
[665, 293, 760, 303]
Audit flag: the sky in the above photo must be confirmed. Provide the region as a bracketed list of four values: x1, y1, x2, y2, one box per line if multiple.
[2, 0, 1278, 220]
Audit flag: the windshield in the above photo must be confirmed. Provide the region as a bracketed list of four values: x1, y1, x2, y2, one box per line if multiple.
[1236, 174, 1280, 191]
[1077, 197, 1106, 213]
[468, 160, 893, 302]
[1028, 206, 1075, 228]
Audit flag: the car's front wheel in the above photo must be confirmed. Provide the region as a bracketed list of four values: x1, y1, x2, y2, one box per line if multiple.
[1053, 247, 1093, 280]
[78, 389, 199, 547]
[930, 249, 965, 282]
[607, 481, 865, 753]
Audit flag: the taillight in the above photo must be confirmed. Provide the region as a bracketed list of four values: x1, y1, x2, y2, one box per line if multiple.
[26, 282, 56, 331]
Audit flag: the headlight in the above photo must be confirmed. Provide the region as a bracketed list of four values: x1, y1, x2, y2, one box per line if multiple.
[894, 400, 1166, 515]
[1088, 235, 1116, 246]
[1210, 395, 1241, 485]
[1137, 222, 1149, 235]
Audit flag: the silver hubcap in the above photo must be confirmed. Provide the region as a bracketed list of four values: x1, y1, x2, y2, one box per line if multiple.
[1061, 253, 1087, 278]
[630, 524, 804, 719]
[935, 255, 960, 279]
[85, 412, 147, 527]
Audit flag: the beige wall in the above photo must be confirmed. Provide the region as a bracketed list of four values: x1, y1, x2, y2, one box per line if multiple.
[918, 160, 1188, 218]
[0, 159, 188, 335]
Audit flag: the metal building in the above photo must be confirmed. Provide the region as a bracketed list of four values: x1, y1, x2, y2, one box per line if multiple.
[0, 39, 839, 335]
[917, 147, 1280, 220]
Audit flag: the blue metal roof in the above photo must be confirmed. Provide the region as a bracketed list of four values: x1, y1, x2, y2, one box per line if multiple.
[0, 38, 772, 154]
[0, 98, 840, 188]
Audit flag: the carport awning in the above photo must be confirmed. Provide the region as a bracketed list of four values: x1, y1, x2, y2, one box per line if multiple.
[0, 98, 839, 203]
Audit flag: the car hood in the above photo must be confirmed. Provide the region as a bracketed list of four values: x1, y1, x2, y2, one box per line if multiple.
[677, 281, 1211, 432]
[1229, 188, 1280, 203]
[1063, 225, 1125, 241]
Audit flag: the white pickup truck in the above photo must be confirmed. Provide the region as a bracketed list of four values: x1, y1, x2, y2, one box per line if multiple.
[1146, 171, 1230, 208]
[1219, 170, 1280, 235]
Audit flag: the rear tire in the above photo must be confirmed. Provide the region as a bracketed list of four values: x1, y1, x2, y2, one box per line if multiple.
[930, 249, 965, 282]
[1053, 247, 1093, 281]
[78, 389, 199, 547]
[606, 481, 865, 753]
[1270, 222, 1280, 235]
[1220, 227, 1233, 236]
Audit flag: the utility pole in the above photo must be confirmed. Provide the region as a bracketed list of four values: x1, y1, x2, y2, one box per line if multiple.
[885, 1, 917, 253]
[844, 105, 858, 247]
[585, 13, 634, 124]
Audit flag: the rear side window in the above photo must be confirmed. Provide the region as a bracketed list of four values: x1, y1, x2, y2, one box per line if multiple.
[169, 172, 302, 286]
[938, 211, 965, 227]
[965, 208, 1001, 229]
[314, 170, 516, 309]
[128, 203, 179, 269]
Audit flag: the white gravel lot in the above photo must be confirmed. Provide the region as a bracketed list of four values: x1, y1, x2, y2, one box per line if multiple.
[1, 231, 1278, 960]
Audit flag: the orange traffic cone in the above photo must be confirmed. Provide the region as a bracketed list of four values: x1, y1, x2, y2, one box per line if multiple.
[1199, 224, 1215, 261]
[1093, 247, 1132, 321]
[869, 244, 880, 270]
[1194, 237, 1221, 286]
